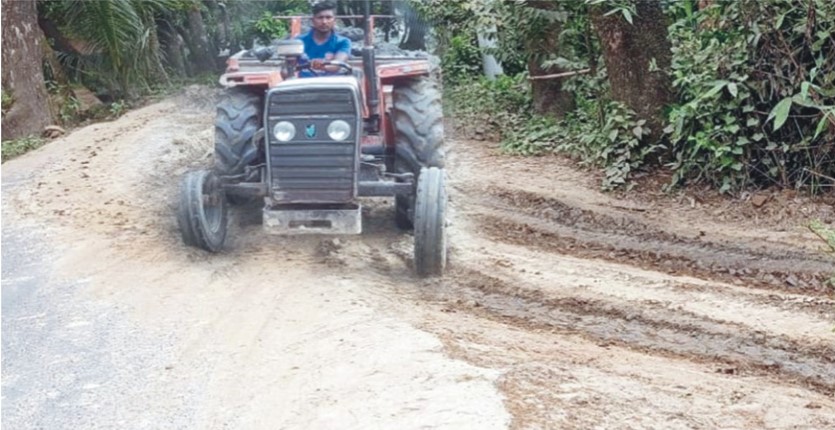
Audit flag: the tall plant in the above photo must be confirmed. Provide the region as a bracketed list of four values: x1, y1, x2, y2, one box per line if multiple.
[666, 0, 835, 192]
[46, 0, 174, 98]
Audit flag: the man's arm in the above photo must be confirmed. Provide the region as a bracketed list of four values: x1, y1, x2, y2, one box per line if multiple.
[333, 36, 351, 62]
[316, 36, 350, 72]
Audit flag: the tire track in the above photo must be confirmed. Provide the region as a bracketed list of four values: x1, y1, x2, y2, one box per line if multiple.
[466, 186, 834, 292]
[433, 268, 835, 395]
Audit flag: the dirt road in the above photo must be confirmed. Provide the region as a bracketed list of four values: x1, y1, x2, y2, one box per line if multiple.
[2, 88, 834, 429]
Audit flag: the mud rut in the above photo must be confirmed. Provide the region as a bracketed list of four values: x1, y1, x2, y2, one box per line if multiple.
[3, 90, 834, 429]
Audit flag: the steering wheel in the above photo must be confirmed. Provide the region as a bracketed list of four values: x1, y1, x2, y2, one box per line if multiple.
[299, 60, 353, 76]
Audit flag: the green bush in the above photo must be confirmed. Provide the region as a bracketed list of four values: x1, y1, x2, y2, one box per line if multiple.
[441, 35, 484, 87]
[665, 0, 835, 193]
[2, 136, 46, 162]
[253, 11, 289, 45]
[441, 0, 835, 193]
[446, 74, 530, 126]
[1, 89, 13, 114]
[448, 70, 659, 190]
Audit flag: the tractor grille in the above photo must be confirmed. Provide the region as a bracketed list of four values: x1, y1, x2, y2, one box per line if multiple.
[267, 88, 359, 203]
[269, 90, 356, 115]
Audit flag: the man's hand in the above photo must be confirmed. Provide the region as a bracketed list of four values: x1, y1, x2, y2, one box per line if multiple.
[309, 58, 350, 74]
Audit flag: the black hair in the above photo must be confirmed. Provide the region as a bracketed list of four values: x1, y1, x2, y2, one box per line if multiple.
[312, 0, 337, 15]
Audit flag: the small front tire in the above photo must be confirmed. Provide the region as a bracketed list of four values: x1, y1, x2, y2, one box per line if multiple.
[177, 170, 228, 252]
[414, 167, 447, 278]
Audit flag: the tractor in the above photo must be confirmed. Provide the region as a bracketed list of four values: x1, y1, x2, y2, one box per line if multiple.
[176, 6, 447, 277]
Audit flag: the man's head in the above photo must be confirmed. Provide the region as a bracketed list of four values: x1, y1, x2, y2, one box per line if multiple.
[311, 1, 337, 37]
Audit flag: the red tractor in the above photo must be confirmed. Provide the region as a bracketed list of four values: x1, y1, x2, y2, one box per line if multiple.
[176, 9, 447, 277]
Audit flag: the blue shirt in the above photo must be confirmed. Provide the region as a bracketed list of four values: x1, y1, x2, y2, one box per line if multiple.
[297, 31, 351, 61]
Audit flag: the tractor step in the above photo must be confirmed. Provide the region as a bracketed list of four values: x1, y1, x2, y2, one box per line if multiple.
[263, 203, 362, 235]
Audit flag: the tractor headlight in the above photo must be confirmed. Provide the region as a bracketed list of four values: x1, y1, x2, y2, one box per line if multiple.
[273, 121, 295, 142]
[327, 120, 351, 141]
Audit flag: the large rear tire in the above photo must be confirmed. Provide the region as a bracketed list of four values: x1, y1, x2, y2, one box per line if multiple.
[392, 77, 444, 230]
[392, 77, 444, 171]
[414, 167, 447, 278]
[177, 170, 228, 253]
[214, 88, 262, 176]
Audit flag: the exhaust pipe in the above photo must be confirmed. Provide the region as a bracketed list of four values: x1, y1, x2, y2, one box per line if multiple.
[363, 0, 380, 132]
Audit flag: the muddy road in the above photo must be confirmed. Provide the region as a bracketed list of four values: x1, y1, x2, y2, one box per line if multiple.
[3, 88, 834, 429]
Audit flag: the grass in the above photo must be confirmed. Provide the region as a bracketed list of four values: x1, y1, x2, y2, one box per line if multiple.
[808, 219, 835, 289]
[1, 89, 13, 113]
[809, 219, 835, 253]
[2, 136, 46, 162]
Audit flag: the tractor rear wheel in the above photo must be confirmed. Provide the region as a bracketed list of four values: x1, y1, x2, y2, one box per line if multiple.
[414, 167, 447, 278]
[177, 170, 228, 252]
[392, 77, 444, 230]
[214, 88, 262, 177]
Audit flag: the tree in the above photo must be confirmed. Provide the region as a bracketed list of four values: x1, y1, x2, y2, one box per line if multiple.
[43, 0, 173, 99]
[158, 17, 189, 77]
[523, 1, 574, 118]
[591, 0, 672, 134]
[2, 0, 54, 140]
[183, 1, 216, 73]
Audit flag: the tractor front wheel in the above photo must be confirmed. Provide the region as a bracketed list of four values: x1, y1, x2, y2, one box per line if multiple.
[177, 170, 228, 252]
[414, 167, 447, 278]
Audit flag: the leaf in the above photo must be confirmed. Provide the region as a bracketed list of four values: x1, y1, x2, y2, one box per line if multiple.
[767, 97, 793, 132]
[775, 10, 788, 29]
[746, 117, 759, 127]
[702, 80, 728, 99]
[752, 133, 764, 142]
[727, 83, 738, 98]
[792, 95, 820, 109]
[814, 112, 831, 140]
[621, 8, 633, 24]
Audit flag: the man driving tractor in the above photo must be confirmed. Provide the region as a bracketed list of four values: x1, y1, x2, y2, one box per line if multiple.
[298, 0, 351, 76]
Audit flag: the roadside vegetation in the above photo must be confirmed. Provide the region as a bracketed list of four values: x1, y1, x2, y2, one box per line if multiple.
[2, 136, 47, 162]
[426, 0, 835, 194]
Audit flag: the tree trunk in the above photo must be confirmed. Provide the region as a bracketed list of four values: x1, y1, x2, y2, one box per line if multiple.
[40, 37, 67, 119]
[186, 4, 215, 73]
[148, 23, 170, 86]
[477, 28, 503, 80]
[159, 20, 188, 77]
[38, 14, 79, 58]
[2, 0, 53, 140]
[591, 0, 672, 135]
[525, 1, 574, 119]
[216, 1, 231, 51]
